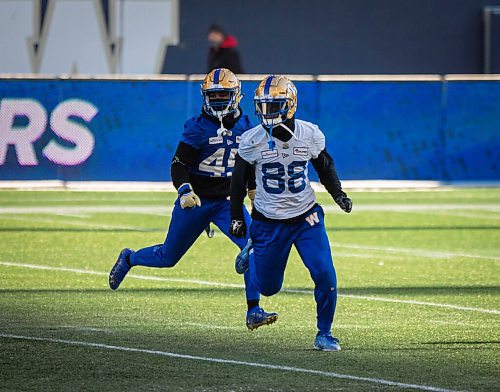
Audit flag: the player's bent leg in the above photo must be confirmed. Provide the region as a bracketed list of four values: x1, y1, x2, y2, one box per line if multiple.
[235, 238, 252, 274]
[213, 201, 261, 301]
[230, 204, 255, 275]
[294, 205, 340, 351]
[242, 263, 260, 303]
[129, 243, 186, 268]
[245, 220, 294, 330]
[256, 278, 283, 297]
[129, 199, 210, 268]
[231, 203, 254, 274]
[249, 219, 293, 296]
[109, 248, 133, 290]
[213, 200, 279, 330]
[242, 251, 278, 331]
[109, 200, 210, 290]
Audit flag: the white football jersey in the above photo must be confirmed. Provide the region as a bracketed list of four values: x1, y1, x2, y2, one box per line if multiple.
[239, 119, 325, 220]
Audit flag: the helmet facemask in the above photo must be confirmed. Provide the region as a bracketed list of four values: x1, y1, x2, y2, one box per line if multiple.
[254, 98, 291, 127]
[203, 89, 239, 119]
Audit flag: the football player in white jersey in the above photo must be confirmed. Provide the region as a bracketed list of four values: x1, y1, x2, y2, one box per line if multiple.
[229, 75, 352, 351]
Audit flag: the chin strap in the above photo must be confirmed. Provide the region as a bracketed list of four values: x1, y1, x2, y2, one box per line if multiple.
[217, 115, 228, 137]
[267, 120, 297, 150]
[216, 117, 233, 137]
[279, 122, 299, 141]
[267, 124, 276, 150]
[216, 108, 239, 137]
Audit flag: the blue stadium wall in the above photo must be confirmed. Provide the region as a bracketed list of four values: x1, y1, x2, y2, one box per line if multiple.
[0, 78, 498, 181]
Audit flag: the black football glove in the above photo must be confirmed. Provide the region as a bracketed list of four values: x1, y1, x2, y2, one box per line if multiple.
[335, 195, 352, 213]
[229, 219, 247, 238]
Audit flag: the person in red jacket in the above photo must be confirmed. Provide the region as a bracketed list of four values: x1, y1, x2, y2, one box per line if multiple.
[207, 24, 244, 74]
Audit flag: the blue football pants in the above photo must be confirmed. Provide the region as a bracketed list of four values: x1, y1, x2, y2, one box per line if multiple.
[130, 197, 260, 301]
[249, 204, 337, 333]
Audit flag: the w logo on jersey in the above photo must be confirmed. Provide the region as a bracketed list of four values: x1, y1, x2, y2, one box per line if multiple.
[305, 212, 319, 226]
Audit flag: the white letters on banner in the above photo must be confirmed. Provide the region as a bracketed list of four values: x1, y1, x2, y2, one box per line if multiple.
[0, 98, 98, 166]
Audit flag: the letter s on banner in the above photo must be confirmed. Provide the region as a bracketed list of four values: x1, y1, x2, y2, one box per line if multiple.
[43, 99, 98, 165]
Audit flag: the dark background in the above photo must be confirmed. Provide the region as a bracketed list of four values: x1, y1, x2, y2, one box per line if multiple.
[37, 0, 500, 74]
[162, 0, 500, 74]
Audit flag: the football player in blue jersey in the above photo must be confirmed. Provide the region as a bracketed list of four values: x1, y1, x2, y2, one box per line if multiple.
[229, 75, 352, 350]
[109, 68, 277, 330]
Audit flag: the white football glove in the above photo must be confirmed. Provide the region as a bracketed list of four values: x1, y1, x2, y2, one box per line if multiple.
[178, 183, 201, 209]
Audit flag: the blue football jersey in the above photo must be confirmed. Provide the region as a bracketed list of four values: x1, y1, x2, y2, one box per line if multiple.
[181, 114, 253, 178]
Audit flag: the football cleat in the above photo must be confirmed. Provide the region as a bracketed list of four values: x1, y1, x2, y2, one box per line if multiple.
[246, 306, 278, 331]
[109, 248, 133, 290]
[314, 332, 341, 351]
[235, 239, 252, 274]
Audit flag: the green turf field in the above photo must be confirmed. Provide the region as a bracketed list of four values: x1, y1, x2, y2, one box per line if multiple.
[0, 188, 499, 391]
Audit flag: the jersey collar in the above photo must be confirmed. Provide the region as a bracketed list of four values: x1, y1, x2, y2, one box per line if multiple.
[262, 117, 296, 142]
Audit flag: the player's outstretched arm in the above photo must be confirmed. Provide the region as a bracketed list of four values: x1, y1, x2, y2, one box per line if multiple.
[171, 142, 201, 209]
[229, 154, 252, 238]
[311, 148, 352, 213]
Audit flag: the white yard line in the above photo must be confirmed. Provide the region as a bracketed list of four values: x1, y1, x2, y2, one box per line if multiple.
[331, 243, 500, 261]
[1, 203, 500, 216]
[184, 322, 240, 330]
[331, 251, 391, 259]
[0, 205, 171, 215]
[0, 261, 243, 288]
[283, 288, 500, 315]
[32, 325, 110, 333]
[427, 320, 476, 327]
[321, 204, 500, 213]
[52, 212, 91, 219]
[1, 261, 498, 315]
[0, 215, 160, 232]
[0, 206, 498, 260]
[338, 295, 500, 315]
[412, 210, 500, 220]
[0, 333, 459, 392]
[331, 324, 372, 329]
[56, 325, 109, 332]
[0, 196, 170, 203]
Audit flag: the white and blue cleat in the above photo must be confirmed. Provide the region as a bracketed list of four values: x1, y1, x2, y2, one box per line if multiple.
[314, 332, 341, 351]
[109, 248, 133, 290]
[246, 306, 278, 331]
[235, 239, 252, 274]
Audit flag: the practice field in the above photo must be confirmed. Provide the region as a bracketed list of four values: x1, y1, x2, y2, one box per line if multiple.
[0, 189, 499, 391]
